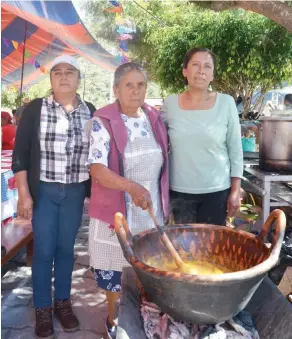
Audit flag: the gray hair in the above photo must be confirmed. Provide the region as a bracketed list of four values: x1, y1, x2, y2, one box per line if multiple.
[114, 62, 148, 87]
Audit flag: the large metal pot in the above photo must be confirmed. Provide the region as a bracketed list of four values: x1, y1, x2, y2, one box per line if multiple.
[259, 116, 292, 172]
[114, 210, 286, 324]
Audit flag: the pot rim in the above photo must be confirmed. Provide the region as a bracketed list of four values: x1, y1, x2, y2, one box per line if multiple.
[129, 224, 283, 283]
[259, 116, 292, 121]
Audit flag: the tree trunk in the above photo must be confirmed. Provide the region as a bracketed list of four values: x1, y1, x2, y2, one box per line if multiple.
[194, 1, 292, 32]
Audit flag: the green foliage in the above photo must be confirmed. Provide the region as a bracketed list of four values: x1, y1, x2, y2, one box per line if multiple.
[155, 11, 292, 99]
[1, 90, 23, 110]
[84, 0, 292, 113]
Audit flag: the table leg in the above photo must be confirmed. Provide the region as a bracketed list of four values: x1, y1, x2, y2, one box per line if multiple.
[262, 180, 270, 225]
[26, 238, 34, 267]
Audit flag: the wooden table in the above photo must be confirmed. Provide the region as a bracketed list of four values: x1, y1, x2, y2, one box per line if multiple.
[244, 166, 292, 229]
[1, 219, 33, 266]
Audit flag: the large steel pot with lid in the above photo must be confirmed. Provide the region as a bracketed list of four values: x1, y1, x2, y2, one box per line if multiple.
[259, 116, 292, 172]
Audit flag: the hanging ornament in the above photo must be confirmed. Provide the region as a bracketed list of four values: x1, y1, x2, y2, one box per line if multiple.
[117, 26, 135, 34]
[35, 60, 40, 68]
[115, 55, 122, 63]
[40, 66, 46, 73]
[104, 6, 123, 14]
[109, 0, 120, 6]
[119, 40, 129, 52]
[115, 15, 126, 25]
[117, 33, 133, 41]
[121, 54, 129, 64]
[105, 0, 133, 64]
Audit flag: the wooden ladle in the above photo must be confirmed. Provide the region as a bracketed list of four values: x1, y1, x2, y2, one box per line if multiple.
[148, 209, 198, 275]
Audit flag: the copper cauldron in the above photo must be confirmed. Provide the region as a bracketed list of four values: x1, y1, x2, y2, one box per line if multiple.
[114, 209, 286, 324]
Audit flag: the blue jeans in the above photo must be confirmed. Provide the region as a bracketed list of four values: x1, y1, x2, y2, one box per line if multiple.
[32, 181, 85, 308]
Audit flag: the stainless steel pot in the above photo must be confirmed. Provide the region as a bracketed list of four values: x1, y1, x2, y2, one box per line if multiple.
[259, 116, 292, 172]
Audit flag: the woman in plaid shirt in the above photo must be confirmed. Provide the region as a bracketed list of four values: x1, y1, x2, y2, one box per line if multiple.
[12, 56, 95, 339]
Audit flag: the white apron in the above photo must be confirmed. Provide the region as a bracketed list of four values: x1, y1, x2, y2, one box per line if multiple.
[88, 112, 164, 271]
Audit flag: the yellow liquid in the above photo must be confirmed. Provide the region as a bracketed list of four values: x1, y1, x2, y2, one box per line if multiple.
[147, 259, 231, 275]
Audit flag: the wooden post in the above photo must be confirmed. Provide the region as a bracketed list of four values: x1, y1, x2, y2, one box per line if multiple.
[19, 20, 28, 107]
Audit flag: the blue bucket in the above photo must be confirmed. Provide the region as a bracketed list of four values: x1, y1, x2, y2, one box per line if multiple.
[241, 137, 256, 152]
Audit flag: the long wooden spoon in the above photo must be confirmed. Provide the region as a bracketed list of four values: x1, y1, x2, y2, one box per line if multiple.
[148, 209, 198, 275]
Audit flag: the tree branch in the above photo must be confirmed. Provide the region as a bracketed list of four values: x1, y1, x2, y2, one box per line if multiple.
[193, 1, 292, 32]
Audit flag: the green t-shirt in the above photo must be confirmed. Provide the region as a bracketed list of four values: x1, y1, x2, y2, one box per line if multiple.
[161, 93, 243, 194]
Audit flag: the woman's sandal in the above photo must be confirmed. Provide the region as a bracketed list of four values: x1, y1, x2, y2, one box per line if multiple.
[105, 316, 117, 339]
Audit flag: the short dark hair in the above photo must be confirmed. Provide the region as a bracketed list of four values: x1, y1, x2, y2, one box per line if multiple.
[183, 47, 217, 85]
[284, 93, 292, 105]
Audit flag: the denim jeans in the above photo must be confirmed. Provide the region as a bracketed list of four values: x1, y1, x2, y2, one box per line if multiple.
[32, 181, 85, 308]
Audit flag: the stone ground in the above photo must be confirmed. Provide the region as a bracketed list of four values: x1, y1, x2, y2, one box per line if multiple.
[1, 201, 109, 339]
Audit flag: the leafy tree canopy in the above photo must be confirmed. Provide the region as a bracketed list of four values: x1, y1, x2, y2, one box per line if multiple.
[85, 0, 292, 112]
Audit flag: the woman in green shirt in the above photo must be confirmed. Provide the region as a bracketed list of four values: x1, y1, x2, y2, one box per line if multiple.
[162, 47, 243, 226]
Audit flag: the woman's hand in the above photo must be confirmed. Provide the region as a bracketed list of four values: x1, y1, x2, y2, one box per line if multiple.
[227, 189, 241, 217]
[17, 192, 33, 220]
[128, 182, 153, 211]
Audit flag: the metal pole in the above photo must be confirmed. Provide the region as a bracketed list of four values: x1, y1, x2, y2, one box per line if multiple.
[83, 61, 87, 100]
[19, 20, 28, 107]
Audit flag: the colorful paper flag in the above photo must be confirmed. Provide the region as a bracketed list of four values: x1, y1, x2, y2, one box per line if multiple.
[40, 66, 45, 73]
[35, 60, 40, 68]
[11, 40, 19, 49]
[24, 50, 31, 59]
[17, 43, 24, 53]
[2, 37, 10, 47]
[28, 57, 35, 65]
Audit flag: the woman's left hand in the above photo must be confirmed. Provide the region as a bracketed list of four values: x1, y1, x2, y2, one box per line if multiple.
[227, 189, 241, 217]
